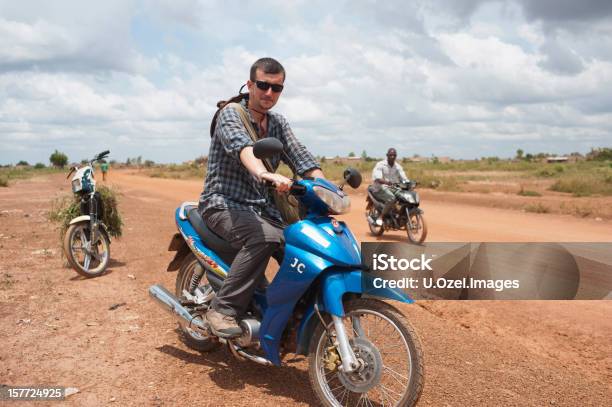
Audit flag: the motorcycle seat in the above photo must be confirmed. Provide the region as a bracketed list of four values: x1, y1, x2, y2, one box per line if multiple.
[186, 207, 238, 266]
[367, 185, 382, 202]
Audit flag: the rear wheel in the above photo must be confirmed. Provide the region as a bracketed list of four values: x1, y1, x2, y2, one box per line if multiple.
[308, 298, 424, 407]
[175, 252, 219, 352]
[406, 210, 427, 244]
[63, 221, 110, 278]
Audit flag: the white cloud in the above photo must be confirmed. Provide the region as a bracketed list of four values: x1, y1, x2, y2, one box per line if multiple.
[1, 0, 611, 165]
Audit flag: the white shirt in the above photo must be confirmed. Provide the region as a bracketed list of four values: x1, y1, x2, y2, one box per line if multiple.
[371, 160, 408, 192]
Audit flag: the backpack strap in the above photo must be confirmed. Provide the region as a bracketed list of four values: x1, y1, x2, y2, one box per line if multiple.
[225, 102, 275, 173]
[209, 93, 248, 138]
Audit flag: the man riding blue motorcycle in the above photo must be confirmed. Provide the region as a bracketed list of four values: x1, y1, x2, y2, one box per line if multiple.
[149, 58, 424, 406]
[199, 57, 325, 337]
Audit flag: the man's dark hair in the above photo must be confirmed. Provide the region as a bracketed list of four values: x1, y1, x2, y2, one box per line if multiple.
[250, 57, 286, 82]
[387, 148, 397, 156]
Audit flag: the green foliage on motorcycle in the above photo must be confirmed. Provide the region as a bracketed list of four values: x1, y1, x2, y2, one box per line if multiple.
[49, 184, 123, 239]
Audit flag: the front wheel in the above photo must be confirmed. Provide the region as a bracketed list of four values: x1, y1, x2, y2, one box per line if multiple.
[63, 221, 110, 277]
[406, 210, 427, 244]
[308, 298, 424, 407]
[366, 203, 384, 236]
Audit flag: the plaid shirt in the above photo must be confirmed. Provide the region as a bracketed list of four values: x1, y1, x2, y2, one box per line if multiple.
[199, 98, 320, 220]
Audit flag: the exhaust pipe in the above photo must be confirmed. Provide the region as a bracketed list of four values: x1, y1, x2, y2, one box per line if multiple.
[148, 284, 207, 332]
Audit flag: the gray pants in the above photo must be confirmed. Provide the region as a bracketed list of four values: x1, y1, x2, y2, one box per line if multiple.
[202, 208, 284, 318]
[372, 186, 398, 216]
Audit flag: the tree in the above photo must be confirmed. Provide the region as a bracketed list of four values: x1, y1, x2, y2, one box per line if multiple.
[34, 163, 45, 169]
[17, 160, 29, 166]
[49, 150, 68, 168]
[348, 152, 355, 157]
[516, 149, 524, 160]
[361, 150, 368, 160]
[194, 155, 208, 166]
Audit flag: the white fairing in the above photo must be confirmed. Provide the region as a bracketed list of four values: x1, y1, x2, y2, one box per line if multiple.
[71, 165, 95, 193]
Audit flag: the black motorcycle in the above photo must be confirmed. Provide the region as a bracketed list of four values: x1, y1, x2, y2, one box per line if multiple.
[365, 180, 428, 244]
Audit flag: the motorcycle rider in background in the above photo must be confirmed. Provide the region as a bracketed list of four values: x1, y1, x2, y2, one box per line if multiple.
[370, 148, 408, 226]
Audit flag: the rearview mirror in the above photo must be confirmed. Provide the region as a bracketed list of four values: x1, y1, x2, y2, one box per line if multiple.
[343, 167, 362, 189]
[253, 138, 283, 159]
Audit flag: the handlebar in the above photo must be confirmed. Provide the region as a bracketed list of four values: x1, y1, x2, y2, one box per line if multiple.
[393, 180, 418, 189]
[89, 150, 110, 165]
[262, 178, 307, 196]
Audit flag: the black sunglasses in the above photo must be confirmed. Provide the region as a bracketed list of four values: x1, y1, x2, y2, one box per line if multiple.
[255, 80, 284, 93]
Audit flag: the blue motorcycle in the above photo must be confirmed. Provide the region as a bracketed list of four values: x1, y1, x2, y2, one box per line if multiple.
[149, 139, 424, 406]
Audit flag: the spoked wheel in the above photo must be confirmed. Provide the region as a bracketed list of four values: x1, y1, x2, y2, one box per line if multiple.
[406, 210, 427, 244]
[63, 221, 110, 278]
[175, 252, 219, 352]
[308, 298, 424, 407]
[366, 204, 384, 236]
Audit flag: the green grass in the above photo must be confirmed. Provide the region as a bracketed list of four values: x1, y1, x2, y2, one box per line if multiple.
[517, 188, 542, 197]
[143, 158, 612, 197]
[146, 164, 205, 180]
[0, 166, 64, 186]
[548, 167, 612, 196]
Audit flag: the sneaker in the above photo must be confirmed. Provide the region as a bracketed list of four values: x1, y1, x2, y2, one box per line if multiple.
[205, 309, 242, 338]
[375, 218, 383, 226]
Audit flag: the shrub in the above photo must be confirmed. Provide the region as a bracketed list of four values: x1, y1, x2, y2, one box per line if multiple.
[524, 203, 550, 214]
[0, 176, 8, 187]
[34, 163, 46, 169]
[549, 173, 612, 197]
[517, 188, 541, 197]
[536, 168, 556, 178]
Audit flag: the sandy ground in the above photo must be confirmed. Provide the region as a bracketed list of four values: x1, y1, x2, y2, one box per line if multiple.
[0, 171, 610, 406]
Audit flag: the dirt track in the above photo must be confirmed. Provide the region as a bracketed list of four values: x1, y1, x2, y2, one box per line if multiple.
[1, 172, 610, 406]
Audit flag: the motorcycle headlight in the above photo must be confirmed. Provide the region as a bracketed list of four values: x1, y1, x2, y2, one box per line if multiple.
[405, 193, 416, 204]
[313, 186, 351, 215]
[71, 178, 82, 193]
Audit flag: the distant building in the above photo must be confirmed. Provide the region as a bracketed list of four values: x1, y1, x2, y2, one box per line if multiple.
[405, 156, 429, 163]
[546, 156, 569, 163]
[325, 156, 363, 165]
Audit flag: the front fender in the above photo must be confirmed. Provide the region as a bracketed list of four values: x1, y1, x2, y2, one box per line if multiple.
[69, 215, 90, 225]
[322, 269, 413, 317]
[295, 269, 413, 355]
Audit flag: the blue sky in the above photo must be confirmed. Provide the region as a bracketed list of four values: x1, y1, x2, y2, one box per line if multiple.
[1, 0, 611, 165]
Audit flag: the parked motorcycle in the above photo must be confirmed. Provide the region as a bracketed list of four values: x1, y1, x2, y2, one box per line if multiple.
[149, 138, 424, 407]
[62, 150, 111, 277]
[365, 181, 428, 244]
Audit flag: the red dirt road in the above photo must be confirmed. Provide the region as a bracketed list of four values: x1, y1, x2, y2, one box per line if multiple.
[1, 172, 610, 406]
